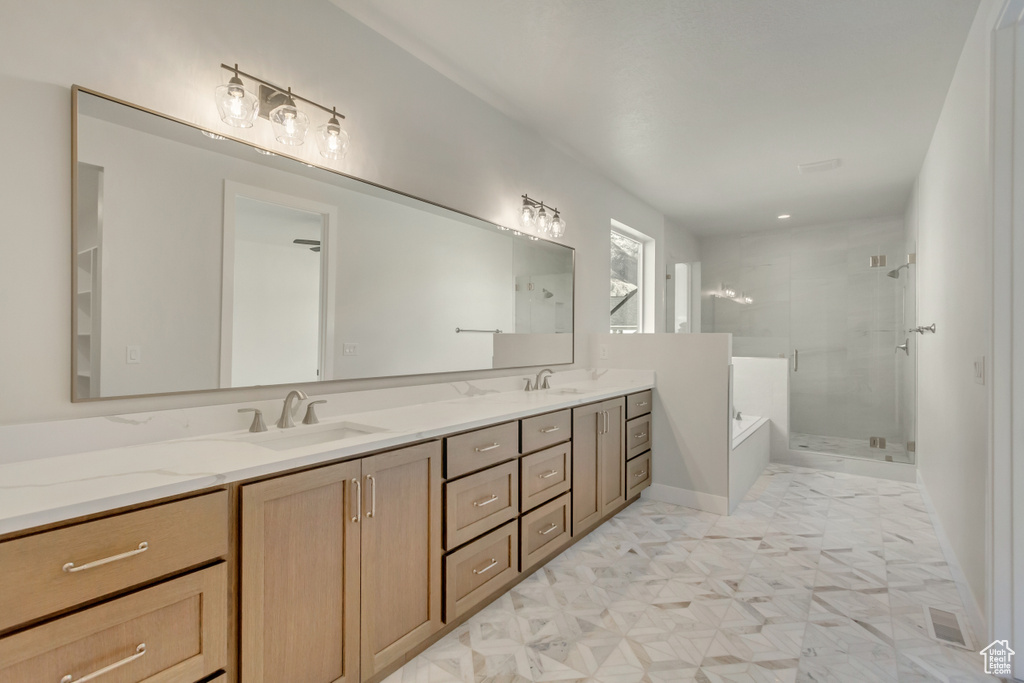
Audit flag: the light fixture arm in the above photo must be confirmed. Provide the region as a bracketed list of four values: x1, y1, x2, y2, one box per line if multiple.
[521, 194, 559, 216]
[219, 63, 345, 119]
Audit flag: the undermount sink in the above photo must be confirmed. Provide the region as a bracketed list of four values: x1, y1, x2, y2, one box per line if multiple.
[243, 421, 385, 451]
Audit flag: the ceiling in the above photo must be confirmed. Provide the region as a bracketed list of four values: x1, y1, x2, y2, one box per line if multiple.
[331, 0, 980, 235]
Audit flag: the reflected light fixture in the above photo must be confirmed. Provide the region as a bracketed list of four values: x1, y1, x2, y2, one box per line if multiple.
[517, 194, 566, 239]
[778, 214, 791, 220]
[215, 63, 349, 158]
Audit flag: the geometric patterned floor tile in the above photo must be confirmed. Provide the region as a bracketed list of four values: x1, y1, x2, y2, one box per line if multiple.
[382, 464, 1006, 683]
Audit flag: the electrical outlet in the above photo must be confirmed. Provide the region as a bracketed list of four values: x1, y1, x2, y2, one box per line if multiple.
[974, 356, 986, 385]
[343, 343, 359, 357]
[599, 344, 609, 360]
[126, 345, 141, 364]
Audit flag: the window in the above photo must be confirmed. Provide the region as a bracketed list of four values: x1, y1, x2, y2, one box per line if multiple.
[610, 224, 652, 333]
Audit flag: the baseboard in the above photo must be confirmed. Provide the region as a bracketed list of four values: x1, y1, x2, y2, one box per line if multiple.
[917, 471, 988, 648]
[645, 483, 729, 516]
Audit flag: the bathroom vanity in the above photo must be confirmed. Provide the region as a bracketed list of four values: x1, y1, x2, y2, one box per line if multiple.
[0, 380, 652, 683]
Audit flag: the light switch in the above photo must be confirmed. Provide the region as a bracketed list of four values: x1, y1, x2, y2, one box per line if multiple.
[599, 344, 609, 360]
[974, 356, 986, 385]
[126, 345, 141, 364]
[343, 343, 359, 356]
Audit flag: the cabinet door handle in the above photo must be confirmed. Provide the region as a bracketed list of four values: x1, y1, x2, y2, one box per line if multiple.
[473, 494, 499, 507]
[539, 426, 560, 434]
[539, 469, 560, 479]
[636, 401, 649, 407]
[61, 643, 146, 683]
[473, 558, 498, 575]
[366, 474, 376, 518]
[634, 431, 647, 439]
[62, 542, 148, 573]
[539, 523, 559, 535]
[634, 470, 647, 478]
[475, 443, 501, 452]
[351, 478, 361, 523]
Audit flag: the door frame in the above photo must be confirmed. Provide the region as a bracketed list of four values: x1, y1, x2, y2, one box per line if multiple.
[990, 0, 1024, 675]
[219, 181, 338, 388]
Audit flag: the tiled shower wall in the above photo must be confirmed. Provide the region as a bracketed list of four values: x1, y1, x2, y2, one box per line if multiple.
[700, 218, 908, 443]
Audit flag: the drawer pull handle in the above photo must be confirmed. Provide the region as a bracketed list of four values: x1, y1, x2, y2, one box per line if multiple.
[539, 426, 560, 434]
[539, 523, 559, 535]
[475, 443, 501, 452]
[634, 431, 648, 439]
[539, 470, 560, 479]
[636, 401, 649, 407]
[473, 558, 498, 575]
[473, 494, 499, 507]
[62, 542, 148, 573]
[634, 470, 648, 478]
[61, 643, 146, 683]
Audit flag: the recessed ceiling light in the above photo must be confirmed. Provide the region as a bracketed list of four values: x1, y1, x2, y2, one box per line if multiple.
[778, 214, 791, 220]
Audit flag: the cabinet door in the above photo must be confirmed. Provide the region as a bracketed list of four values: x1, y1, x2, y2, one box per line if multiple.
[360, 441, 443, 679]
[600, 398, 626, 516]
[241, 461, 361, 683]
[571, 402, 603, 536]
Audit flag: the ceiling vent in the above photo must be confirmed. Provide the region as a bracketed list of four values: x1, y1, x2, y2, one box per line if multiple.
[797, 158, 843, 174]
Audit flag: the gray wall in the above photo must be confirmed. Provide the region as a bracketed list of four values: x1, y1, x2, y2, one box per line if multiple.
[699, 218, 908, 442]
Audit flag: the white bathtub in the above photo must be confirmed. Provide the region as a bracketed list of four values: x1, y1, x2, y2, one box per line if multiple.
[729, 414, 771, 513]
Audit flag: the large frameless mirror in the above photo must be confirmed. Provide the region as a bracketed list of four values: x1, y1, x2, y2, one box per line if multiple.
[72, 88, 574, 400]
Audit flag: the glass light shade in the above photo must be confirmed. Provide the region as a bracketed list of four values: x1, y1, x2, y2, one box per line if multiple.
[536, 206, 551, 233]
[215, 79, 258, 128]
[270, 104, 310, 145]
[550, 213, 566, 238]
[519, 202, 536, 228]
[316, 118, 350, 160]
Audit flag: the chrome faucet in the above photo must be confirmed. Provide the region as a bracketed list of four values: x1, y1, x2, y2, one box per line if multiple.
[535, 368, 554, 390]
[277, 389, 308, 428]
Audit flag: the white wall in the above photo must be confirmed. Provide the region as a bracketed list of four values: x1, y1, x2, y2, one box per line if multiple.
[907, 0, 1002, 622]
[592, 333, 732, 514]
[0, 0, 699, 425]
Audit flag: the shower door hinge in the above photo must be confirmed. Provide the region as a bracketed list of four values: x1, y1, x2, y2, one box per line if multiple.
[869, 255, 888, 268]
[907, 441, 916, 453]
[869, 436, 887, 449]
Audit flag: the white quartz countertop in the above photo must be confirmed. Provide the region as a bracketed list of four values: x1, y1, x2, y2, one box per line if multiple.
[0, 377, 653, 536]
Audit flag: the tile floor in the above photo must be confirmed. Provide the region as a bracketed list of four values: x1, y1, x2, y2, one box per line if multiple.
[384, 464, 1005, 683]
[790, 433, 914, 465]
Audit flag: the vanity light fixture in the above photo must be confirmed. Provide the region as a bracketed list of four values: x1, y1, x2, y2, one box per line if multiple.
[215, 63, 349, 159]
[518, 194, 566, 238]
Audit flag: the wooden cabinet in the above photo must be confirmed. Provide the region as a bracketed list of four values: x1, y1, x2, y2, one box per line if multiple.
[571, 397, 625, 536]
[626, 414, 651, 460]
[241, 441, 442, 683]
[359, 442, 443, 679]
[241, 461, 361, 683]
[444, 521, 518, 620]
[0, 564, 227, 683]
[626, 451, 652, 499]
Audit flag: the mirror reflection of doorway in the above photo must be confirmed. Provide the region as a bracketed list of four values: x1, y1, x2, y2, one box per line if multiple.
[220, 183, 336, 388]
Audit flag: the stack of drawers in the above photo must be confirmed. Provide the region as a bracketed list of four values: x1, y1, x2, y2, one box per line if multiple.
[0, 492, 229, 683]
[441, 409, 573, 621]
[624, 390, 653, 498]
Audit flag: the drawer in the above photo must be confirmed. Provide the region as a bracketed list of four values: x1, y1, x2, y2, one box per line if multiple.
[626, 414, 651, 460]
[444, 520, 519, 621]
[0, 563, 227, 682]
[520, 442, 571, 512]
[627, 451, 652, 499]
[626, 390, 652, 420]
[445, 461, 519, 550]
[445, 421, 520, 479]
[0, 491, 228, 633]
[520, 492, 571, 572]
[520, 409, 571, 455]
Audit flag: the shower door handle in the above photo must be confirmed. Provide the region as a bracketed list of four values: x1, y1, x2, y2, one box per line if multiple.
[896, 339, 909, 355]
[793, 349, 799, 372]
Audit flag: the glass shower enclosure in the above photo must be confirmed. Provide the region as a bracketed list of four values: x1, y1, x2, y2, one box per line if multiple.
[699, 220, 916, 464]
